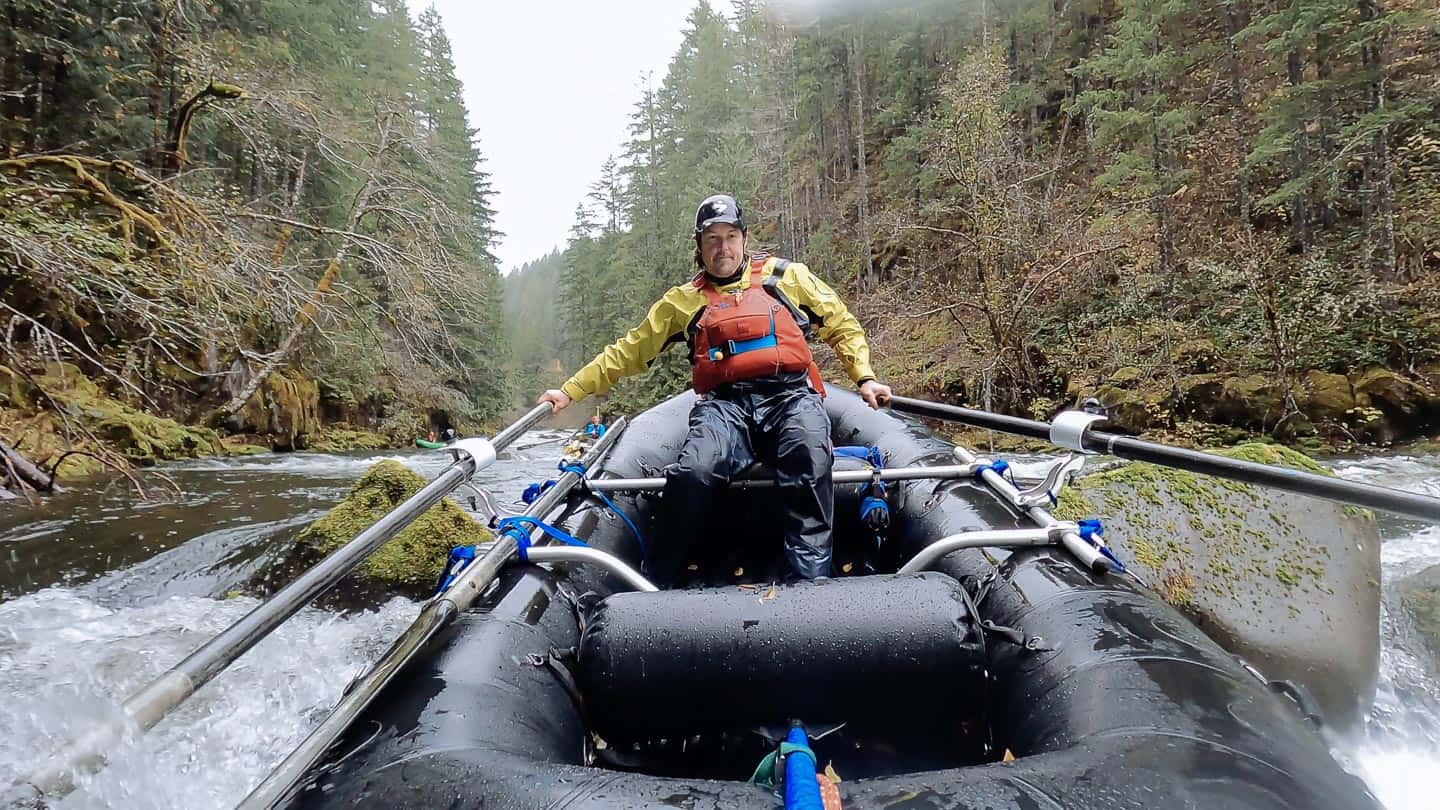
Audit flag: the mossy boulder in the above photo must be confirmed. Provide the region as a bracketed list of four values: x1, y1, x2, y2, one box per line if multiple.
[1170, 373, 1225, 421]
[1171, 339, 1219, 374]
[1093, 385, 1168, 433]
[1108, 366, 1144, 387]
[296, 459, 488, 593]
[1214, 374, 1287, 428]
[1300, 370, 1355, 423]
[1055, 442, 1380, 730]
[0, 364, 32, 407]
[1399, 564, 1440, 669]
[309, 426, 393, 453]
[1350, 367, 1434, 433]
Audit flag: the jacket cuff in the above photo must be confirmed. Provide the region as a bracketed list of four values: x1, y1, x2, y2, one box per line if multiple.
[560, 380, 588, 402]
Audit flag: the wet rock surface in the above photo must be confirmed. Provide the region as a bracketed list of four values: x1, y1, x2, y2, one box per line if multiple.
[1056, 443, 1381, 730]
[1399, 563, 1440, 670]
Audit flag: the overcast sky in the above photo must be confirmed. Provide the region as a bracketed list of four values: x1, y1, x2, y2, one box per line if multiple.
[408, 1, 716, 273]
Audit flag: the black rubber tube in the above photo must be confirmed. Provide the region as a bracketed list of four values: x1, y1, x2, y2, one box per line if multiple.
[292, 390, 1381, 810]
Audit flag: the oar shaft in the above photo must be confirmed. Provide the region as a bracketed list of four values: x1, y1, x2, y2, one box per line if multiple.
[8, 403, 552, 803]
[1102, 434, 1440, 521]
[888, 395, 1440, 523]
[238, 418, 627, 810]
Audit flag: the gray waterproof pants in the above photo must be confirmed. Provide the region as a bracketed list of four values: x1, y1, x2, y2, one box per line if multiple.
[652, 377, 833, 584]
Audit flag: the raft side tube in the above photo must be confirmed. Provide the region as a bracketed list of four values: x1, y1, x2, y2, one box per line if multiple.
[293, 389, 1380, 810]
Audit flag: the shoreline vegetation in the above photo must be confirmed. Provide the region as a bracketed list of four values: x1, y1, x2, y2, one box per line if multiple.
[6, 2, 1440, 497]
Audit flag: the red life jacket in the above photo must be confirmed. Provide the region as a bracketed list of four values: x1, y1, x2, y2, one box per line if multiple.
[690, 256, 824, 396]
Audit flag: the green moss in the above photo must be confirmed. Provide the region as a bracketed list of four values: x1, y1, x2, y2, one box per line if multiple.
[1052, 486, 1094, 521]
[1053, 438, 1360, 609]
[235, 370, 319, 449]
[9, 360, 224, 472]
[1217, 442, 1331, 476]
[296, 459, 488, 588]
[309, 427, 393, 453]
[1130, 537, 1167, 570]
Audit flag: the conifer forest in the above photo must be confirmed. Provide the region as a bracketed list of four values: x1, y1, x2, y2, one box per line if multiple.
[4, 0, 1440, 492]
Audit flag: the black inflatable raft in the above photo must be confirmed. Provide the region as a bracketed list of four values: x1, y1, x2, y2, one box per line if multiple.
[286, 390, 1380, 809]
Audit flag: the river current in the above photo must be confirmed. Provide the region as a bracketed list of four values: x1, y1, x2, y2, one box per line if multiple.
[0, 434, 1436, 808]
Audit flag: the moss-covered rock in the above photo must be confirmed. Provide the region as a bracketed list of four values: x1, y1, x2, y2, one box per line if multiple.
[1399, 564, 1440, 668]
[1215, 374, 1286, 428]
[1170, 373, 1225, 421]
[0, 364, 32, 407]
[20, 362, 224, 471]
[309, 425, 393, 453]
[1351, 367, 1433, 431]
[295, 459, 488, 593]
[1171, 338, 1219, 374]
[1094, 385, 1168, 433]
[1108, 366, 1144, 387]
[1055, 442, 1380, 730]
[1300, 370, 1355, 424]
[234, 370, 320, 451]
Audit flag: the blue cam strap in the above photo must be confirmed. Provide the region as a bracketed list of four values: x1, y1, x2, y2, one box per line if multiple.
[495, 515, 589, 562]
[718, 311, 779, 358]
[1078, 517, 1127, 573]
[835, 445, 889, 537]
[432, 543, 477, 595]
[727, 332, 779, 355]
[833, 445, 884, 470]
[974, 458, 1018, 487]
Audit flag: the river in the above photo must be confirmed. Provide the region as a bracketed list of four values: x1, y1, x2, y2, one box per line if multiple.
[0, 436, 1436, 808]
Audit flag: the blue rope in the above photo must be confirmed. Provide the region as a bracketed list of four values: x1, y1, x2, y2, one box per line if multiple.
[495, 515, 589, 562]
[522, 480, 555, 504]
[558, 460, 647, 560]
[1077, 517, 1126, 573]
[589, 487, 647, 559]
[833, 445, 883, 469]
[835, 446, 890, 534]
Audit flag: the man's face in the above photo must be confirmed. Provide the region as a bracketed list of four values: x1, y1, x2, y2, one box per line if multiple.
[698, 223, 746, 278]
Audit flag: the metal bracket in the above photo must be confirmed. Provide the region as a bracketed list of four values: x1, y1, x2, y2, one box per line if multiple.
[1014, 453, 1087, 508]
[448, 437, 497, 472]
[463, 484, 517, 525]
[1049, 411, 1108, 453]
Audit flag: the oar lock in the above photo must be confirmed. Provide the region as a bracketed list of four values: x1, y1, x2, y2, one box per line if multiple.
[446, 437, 498, 471]
[1049, 408, 1109, 454]
[957, 447, 1088, 510]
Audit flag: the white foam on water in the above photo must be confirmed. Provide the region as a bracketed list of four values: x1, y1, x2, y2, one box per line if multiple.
[1334, 453, 1440, 807]
[0, 589, 418, 809]
[1351, 748, 1438, 810]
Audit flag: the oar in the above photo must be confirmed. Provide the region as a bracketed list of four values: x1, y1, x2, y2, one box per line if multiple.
[237, 417, 629, 810]
[4, 403, 554, 806]
[888, 395, 1440, 523]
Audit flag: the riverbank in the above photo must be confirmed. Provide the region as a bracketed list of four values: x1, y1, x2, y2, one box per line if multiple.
[0, 361, 400, 496]
[6, 353, 1439, 501]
